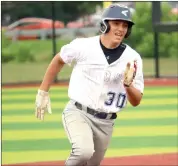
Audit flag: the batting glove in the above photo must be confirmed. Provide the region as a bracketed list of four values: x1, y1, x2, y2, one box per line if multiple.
[123, 60, 137, 87]
[35, 89, 52, 120]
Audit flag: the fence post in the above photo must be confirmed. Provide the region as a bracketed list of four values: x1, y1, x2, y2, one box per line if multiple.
[153, 32, 159, 78]
[51, 1, 58, 83]
[152, 2, 161, 78]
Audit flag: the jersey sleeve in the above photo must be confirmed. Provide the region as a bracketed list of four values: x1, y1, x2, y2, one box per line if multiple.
[59, 38, 81, 65]
[133, 56, 144, 94]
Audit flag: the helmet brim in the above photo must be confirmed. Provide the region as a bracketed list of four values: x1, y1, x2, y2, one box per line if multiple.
[103, 18, 134, 26]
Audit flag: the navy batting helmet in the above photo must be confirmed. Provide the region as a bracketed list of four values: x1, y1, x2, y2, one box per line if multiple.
[100, 4, 134, 38]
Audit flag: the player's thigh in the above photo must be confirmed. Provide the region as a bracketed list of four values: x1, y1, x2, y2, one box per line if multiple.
[62, 102, 94, 149]
[87, 119, 114, 165]
[87, 134, 113, 166]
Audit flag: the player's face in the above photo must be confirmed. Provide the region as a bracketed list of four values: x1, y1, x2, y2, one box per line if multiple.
[108, 20, 128, 43]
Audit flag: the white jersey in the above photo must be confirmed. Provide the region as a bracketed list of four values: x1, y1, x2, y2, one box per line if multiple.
[59, 36, 144, 113]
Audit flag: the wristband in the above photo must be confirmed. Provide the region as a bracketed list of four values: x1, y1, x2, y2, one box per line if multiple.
[38, 89, 48, 96]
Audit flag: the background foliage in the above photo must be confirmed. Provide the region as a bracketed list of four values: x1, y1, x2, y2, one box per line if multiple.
[125, 2, 178, 58]
[2, 1, 102, 24]
[2, 2, 178, 63]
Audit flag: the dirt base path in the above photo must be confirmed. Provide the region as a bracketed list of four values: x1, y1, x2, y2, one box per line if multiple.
[3, 153, 178, 166]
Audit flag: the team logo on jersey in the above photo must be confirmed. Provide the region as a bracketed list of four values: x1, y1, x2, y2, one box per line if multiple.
[104, 70, 111, 82]
[113, 73, 122, 83]
[104, 70, 123, 83]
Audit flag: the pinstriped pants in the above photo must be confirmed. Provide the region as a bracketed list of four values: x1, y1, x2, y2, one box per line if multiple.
[62, 100, 114, 166]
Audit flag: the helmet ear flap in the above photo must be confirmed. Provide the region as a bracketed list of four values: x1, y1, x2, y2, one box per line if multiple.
[105, 21, 110, 33]
[100, 20, 133, 37]
[100, 20, 110, 33]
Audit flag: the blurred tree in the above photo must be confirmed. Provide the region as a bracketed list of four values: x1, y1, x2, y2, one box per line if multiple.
[125, 2, 178, 58]
[1, 1, 102, 25]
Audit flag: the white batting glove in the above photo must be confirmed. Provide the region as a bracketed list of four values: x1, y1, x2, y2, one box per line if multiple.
[123, 60, 137, 87]
[35, 89, 52, 120]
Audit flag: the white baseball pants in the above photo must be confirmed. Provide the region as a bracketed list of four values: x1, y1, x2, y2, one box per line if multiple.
[62, 100, 114, 166]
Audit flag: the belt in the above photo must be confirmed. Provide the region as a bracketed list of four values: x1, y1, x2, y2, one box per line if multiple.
[75, 102, 117, 120]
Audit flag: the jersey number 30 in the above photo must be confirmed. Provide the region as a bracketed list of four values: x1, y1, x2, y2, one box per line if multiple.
[104, 92, 126, 108]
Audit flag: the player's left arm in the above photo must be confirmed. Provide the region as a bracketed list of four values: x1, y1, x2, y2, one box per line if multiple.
[125, 85, 143, 106]
[124, 57, 144, 107]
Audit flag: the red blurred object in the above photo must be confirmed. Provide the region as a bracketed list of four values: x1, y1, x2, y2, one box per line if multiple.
[6, 17, 65, 40]
[67, 21, 84, 28]
[66, 17, 94, 28]
[171, 7, 178, 15]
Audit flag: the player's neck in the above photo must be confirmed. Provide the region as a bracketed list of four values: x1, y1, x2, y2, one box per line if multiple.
[100, 35, 121, 49]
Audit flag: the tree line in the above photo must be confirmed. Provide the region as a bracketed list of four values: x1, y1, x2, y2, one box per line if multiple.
[2, 2, 177, 59]
[2, 1, 102, 25]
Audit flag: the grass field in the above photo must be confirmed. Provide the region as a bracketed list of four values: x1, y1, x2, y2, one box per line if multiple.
[2, 38, 177, 84]
[2, 58, 177, 84]
[1, 86, 178, 165]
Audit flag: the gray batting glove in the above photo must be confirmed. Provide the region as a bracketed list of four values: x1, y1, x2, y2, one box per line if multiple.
[35, 89, 52, 120]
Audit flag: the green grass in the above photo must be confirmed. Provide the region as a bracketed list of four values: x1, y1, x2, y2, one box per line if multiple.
[4, 39, 71, 62]
[2, 118, 178, 130]
[2, 86, 178, 164]
[2, 58, 178, 84]
[2, 38, 178, 84]
[2, 62, 72, 83]
[3, 135, 177, 152]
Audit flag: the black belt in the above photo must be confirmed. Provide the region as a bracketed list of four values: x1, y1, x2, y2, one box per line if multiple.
[75, 102, 117, 120]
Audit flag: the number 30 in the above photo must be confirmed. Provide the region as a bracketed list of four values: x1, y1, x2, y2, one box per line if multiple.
[104, 92, 126, 108]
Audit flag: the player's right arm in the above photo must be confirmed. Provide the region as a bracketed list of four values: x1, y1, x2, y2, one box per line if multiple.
[35, 38, 82, 120]
[39, 37, 82, 93]
[35, 54, 65, 120]
[39, 37, 82, 91]
[39, 54, 65, 92]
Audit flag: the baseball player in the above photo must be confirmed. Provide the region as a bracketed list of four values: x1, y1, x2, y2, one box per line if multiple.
[35, 4, 144, 166]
